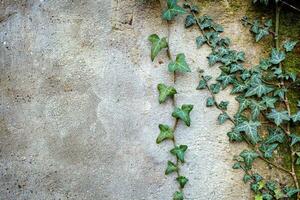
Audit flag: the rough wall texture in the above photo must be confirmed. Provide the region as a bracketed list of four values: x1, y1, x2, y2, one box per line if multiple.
[0, 0, 266, 199]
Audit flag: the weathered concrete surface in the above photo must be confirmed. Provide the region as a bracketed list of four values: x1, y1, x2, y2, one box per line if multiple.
[0, 0, 265, 199]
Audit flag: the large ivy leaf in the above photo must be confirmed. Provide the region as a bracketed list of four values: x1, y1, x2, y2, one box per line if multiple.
[283, 40, 298, 52]
[245, 82, 273, 97]
[290, 134, 300, 146]
[172, 104, 193, 126]
[176, 176, 188, 188]
[270, 48, 286, 64]
[249, 100, 267, 120]
[265, 128, 285, 144]
[162, 0, 186, 21]
[156, 124, 174, 144]
[235, 121, 261, 144]
[240, 150, 259, 168]
[165, 161, 178, 175]
[168, 53, 191, 73]
[267, 109, 290, 126]
[157, 83, 177, 104]
[291, 111, 300, 123]
[148, 34, 168, 61]
[170, 145, 188, 163]
[262, 96, 277, 108]
[173, 191, 184, 200]
[259, 143, 278, 158]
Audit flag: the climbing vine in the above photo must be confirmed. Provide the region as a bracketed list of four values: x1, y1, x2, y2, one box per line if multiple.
[149, 0, 300, 199]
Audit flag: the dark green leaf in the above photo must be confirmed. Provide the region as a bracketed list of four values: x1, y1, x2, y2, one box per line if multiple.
[196, 36, 207, 48]
[206, 97, 215, 107]
[218, 113, 229, 124]
[176, 176, 188, 188]
[292, 111, 300, 123]
[270, 48, 285, 64]
[157, 83, 177, 103]
[165, 161, 178, 175]
[267, 109, 290, 126]
[290, 134, 300, 146]
[283, 40, 298, 52]
[148, 34, 168, 61]
[219, 101, 229, 110]
[249, 100, 267, 120]
[185, 15, 196, 28]
[255, 28, 269, 42]
[162, 0, 186, 21]
[173, 191, 184, 200]
[156, 124, 174, 144]
[240, 150, 259, 168]
[170, 145, 188, 163]
[265, 128, 285, 144]
[168, 53, 191, 73]
[284, 187, 300, 197]
[235, 121, 261, 144]
[228, 131, 243, 142]
[236, 96, 250, 113]
[210, 83, 221, 94]
[243, 174, 252, 183]
[172, 104, 194, 126]
[259, 143, 278, 158]
[197, 79, 207, 90]
[245, 82, 273, 97]
[262, 96, 277, 109]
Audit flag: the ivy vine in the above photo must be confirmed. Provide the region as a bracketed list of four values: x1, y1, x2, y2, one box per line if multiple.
[149, 0, 300, 199]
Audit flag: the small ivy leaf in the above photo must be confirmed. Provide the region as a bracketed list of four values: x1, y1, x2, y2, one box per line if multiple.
[232, 162, 242, 169]
[196, 36, 207, 48]
[251, 20, 260, 34]
[148, 34, 168, 61]
[284, 187, 300, 197]
[245, 83, 273, 98]
[234, 114, 249, 124]
[283, 40, 298, 52]
[264, 19, 272, 27]
[255, 28, 269, 42]
[212, 23, 224, 32]
[237, 51, 246, 61]
[259, 59, 272, 70]
[219, 101, 229, 110]
[168, 53, 191, 73]
[172, 104, 193, 126]
[270, 48, 286, 64]
[210, 83, 221, 94]
[218, 37, 231, 47]
[206, 97, 215, 107]
[173, 191, 184, 200]
[287, 72, 297, 82]
[157, 83, 177, 104]
[218, 113, 229, 124]
[227, 131, 243, 142]
[262, 193, 273, 200]
[230, 63, 244, 73]
[290, 134, 300, 146]
[291, 111, 300, 123]
[162, 0, 186, 21]
[170, 145, 188, 163]
[265, 128, 285, 144]
[190, 5, 199, 13]
[252, 173, 263, 182]
[207, 52, 220, 66]
[185, 15, 196, 28]
[197, 79, 207, 90]
[267, 109, 290, 126]
[259, 143, 278, 158]
[199, 15, 213, 30]
[266, 180, 277, 192]
[165, 161, 178, 175]
[240, 150, 259, 168]
[254, 194, 263, 200]
[235, 96, 250, 113]
[235, 120, 261, 145]
[243, 174, 252, 183]
[295, 152, 300, 165]
[231, 81, 248, 94]
[241, 70, 251, 80]
[156, 124, 174, 144]
[274, 88, 287, 100]
[176, 176, 188, 188]
[203, 75, 212, 81]
[249, 100, 267, 120]
[216, 73, 234, 88]
[262, 96, 277, 109]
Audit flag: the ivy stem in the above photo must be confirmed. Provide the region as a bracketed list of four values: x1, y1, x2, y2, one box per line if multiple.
[275, 1, 299, 193]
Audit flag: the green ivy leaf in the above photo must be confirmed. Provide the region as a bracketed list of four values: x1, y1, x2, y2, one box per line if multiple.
[206, 97, 215, 107]
[157, 83, 177, 104]
[172, 104, 193, 126]
[210, 83, 221, 94]
[197, 79, 207, 89]
[227, 131, 243, 142]
[176, 176, 189, 188]
[165, 161, 178, 175]
[254, 194, 263, 200]
[162, 0, 186, 21]
[264, 19, 272, 27]
[245, 82, 273, 97]
[185, 15, 196, 28]
[267, 109, 290, 126]
[283, 40, 298, 52]
[265, 128, 285, 144]
[231, 81, 248, 94]
[255, 28, 269, 42]
[241, 69, 251, 80]
[173, 191, 184, 200]
[262, 96, 277, 109]
[235, 121, 261, 144]
[274, 188, 285, 199]
[259, 143, 278, 158]
[243, 174, 252, 183]
[230, 63, 244, 73]
[218, 113, 229, 124]
[212, 23, 224, 32]
[217, 73, 234, 88]
[259, 59, 272, 70]
[236, 96, 250, 113]
[290, 134, 300, 146]
[168, 53, 191, 73]
[199, 15, 213, 30]
[291, 111, 300, 123]
[284, 187, 300, 197]
[274, 88, 287, 100]
[156, 124, 174, 144]
[196, 36, 207, 48]
[170, 145, 188, 163]
[232, 162, 242, 169]
[240, 150, 259, 168]
[270, 48, 286, 65]
[207, 52, 220, 66]
[219, 101, 229, 110]
[249, 100, 267, 120]
[148, 34, 168, 61]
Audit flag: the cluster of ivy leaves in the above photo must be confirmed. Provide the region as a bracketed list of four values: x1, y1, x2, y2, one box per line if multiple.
[151, 0, 300, 199]
[148, 6, 194, 197]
